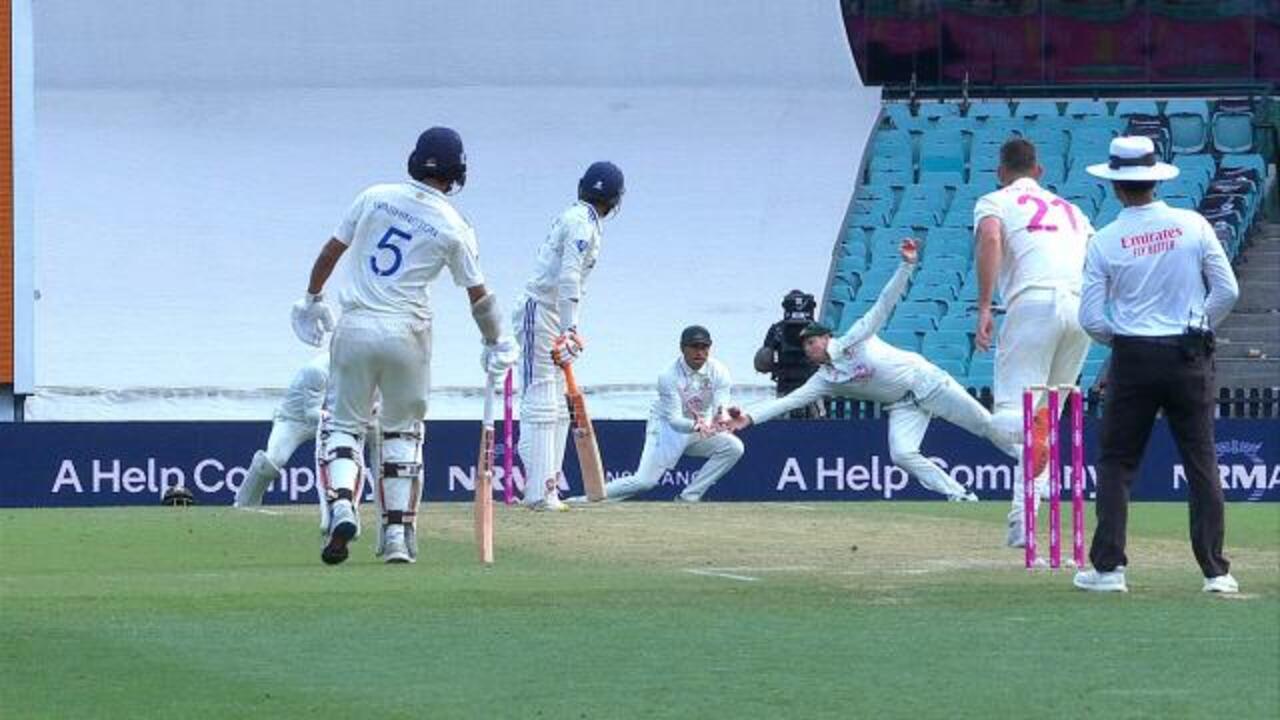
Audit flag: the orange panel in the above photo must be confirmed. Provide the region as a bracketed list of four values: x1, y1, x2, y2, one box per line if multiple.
[0, 0, 12, 382]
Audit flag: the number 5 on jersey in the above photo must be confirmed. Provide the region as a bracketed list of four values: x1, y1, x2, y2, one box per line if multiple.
[370, 226, 412, 276]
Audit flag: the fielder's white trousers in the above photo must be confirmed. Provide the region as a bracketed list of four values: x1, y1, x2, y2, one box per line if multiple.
[264, 415, 315, 469]
[604, 422, 745, 501]
[992, 288, 1091, 520]
[886, 372, 1019, 499]
[514, 296, 570, 502]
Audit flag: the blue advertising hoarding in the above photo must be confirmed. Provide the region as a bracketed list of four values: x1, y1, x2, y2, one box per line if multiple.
[0, 419, 1276, 507]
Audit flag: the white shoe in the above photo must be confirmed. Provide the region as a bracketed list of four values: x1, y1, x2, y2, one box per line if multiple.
[381, 525, 414, 564]
[564, 495, 590, 506]
[673, 494, 701, 504]
[1203, 574, 1239, 594]
[321, 500, 358, 566]
[527, 494, 570, 512]
[949, 492, 979, 502]
[1073, 568, 1128, 593]
[1006, 518, 1025, 548]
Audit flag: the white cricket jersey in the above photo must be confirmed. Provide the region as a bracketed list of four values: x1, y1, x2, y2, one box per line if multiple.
[750, 263, 941, 424]
[974, 177, 1093, 303]
[522, 201, 602, 332]
[651, 356, 733, 433]
[333, 181, 484, 321]
[1080, 201, 1238, 344]
[277, 353, 328, 424]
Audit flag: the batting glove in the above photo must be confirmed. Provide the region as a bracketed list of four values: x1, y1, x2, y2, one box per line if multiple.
[481, 336, 519, 376]
[291, 293, 336, 347]
[551, 330, 585, 367]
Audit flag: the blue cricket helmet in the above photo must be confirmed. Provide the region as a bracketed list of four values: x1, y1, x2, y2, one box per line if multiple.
[578, 161, 625, 206]
[407, 127, 467, 189]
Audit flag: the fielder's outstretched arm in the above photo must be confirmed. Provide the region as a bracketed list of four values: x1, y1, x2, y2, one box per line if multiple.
[832, 260, 912, 352]
[736, 373, 832, 428]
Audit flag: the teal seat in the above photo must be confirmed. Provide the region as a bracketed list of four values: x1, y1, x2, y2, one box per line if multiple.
[1211, 104, 1254, 153]
[1165, 99, 1210, 154]
[885, 314, 938, 334]
[1097, 198, 1123, 226]
[920, 103, 961, 121]
[1015, 100, 1060, 119]
[967, 101, 1013, 120]
[900, 299, 946, 319]
[1064, 99, 1109, 118]
[1220, 153, 1265, 177]
[926, 227, 973, 259]
[901, 183, 948, 213]
[921, 335, 970, 365]
[855, 270, 900, 300]
[868, 168, 912, 186]
[906, 282, 958, 303]
[1115, 99, 1159, 117]
[1039, 156, 1067, 186]
[881, 329, 922, 352]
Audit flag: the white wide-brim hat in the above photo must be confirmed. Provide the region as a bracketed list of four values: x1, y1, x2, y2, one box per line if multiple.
[1086, 135, 1179, 181]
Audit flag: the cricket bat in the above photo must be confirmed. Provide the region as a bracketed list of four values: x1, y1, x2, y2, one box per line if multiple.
[474, 375, 496, 565]
[560, 363, 607, 501]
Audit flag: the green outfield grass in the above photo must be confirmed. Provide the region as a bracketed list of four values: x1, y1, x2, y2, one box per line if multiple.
[2, 502, 1277, 719]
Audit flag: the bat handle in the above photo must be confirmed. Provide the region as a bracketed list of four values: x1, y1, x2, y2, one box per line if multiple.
[502, 369, 515, 506]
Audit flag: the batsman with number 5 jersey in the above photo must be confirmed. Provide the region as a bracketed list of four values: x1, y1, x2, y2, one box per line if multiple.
[973, 138, 1094, 548]
[514, 161, 624, 511]
[292, 127, 518, 565]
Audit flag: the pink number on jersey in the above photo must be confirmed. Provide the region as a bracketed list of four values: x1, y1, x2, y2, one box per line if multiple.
[1050, 198, 1079, 231]
[1017, 193, 1057, 232]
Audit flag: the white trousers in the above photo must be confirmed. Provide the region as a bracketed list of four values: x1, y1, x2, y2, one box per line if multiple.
[514, 296, 570, 502]
[886, 372, 1019, 498]
[604, 422, 745, 501]
[992, 289, 1091, 519]
[264, 416, 315, 469]
[325, 313, 430, 497]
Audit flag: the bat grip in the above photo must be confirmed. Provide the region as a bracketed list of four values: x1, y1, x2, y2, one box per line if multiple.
[560, 363, 582, 396]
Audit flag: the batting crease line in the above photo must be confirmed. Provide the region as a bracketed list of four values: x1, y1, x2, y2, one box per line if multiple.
[684, 569, 760, 582]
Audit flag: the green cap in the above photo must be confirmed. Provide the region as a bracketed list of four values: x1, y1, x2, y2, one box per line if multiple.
[797, 321, 832, 340]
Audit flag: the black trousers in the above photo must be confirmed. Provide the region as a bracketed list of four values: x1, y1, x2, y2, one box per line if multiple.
[1089, 335, 1229, 578]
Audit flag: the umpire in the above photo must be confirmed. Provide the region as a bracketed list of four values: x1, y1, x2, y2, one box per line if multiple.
[1074, 136, 1240, 594]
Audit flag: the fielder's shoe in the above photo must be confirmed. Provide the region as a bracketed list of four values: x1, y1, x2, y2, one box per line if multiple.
[1203, 574, 1239, 594]
[565, 495, 590, 506]
[381, 525, 414, 565]
[1073, 568, 1128, 593]
[948, 491, 979, 502]
[321, 499, 358, 566]
[528, 494, 570, 512]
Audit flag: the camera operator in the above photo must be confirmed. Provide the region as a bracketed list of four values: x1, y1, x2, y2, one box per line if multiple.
[754, 290, 821, 418]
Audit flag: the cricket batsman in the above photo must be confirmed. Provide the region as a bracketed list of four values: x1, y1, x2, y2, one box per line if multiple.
[514, 161, 624, 511]
[728, 238, 1018, 501]
[573, 325, 743, 503]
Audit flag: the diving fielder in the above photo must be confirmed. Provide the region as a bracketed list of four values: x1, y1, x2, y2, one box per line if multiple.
[728, 239, 1017, 501]
[514, 161, 625, 511]
[233, 353, 329, 507]
[292, 126, 518, 565]
[973, 138, 1093, 545]
[577, 325, 743, 503]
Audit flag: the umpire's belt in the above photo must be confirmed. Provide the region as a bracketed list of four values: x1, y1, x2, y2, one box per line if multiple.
[1113, 334, 1185, 347]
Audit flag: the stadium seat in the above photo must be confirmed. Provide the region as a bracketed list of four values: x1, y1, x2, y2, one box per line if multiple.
[881, 329, 922, 352]
[967, 101, 1013, 120]
[1039, 156, 1067, 186]
[855, 269, 901, 299]
[906, 281, 958, 304]
[936, 358, 969, 378]
[921, 332, 970, 363]
[868, 167, 912, 186]
[920, 103, 961, 121]
[1114, 99, 1159, 117]
[899, 299, 946, 319]
[968, 169, 997, 190]
[885, 314, 938, 334]
[902, 183, 947, 212]
[1096, 198, 1123, 226]
[894, 206, 940, 228]
[1165, 195, 1196, 211]
[1064, 99, 1109, 118]
[1211, 100, 1255, 153]
[1014, 100, 1060, 119]
[1164, 99, 1211, 154]
[925, 227, 973, 259]
[1220, 153, 1265, 177]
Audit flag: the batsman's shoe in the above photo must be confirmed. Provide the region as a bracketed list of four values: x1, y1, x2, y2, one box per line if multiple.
[1073, 568, 1128, 593]
[948, 491, 980, 502]
[1005, 518, 1026, 548]
[1031, 407, 1051, 478]
[673, 494, 702, 504]
[528, 494, 570, 512]
[381, 525, 414, 565]
[321, 499, 358, 566]
[1203, 574, 1239, 594]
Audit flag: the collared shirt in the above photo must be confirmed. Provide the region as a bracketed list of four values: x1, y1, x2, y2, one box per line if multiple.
[749, 262, 941, 425]
[333, 180, 484, 321]
[973, 177, 1093, 303]
[651, 356, 732, 433]
[1080, 201, 1239, 344]
[276, 353, 328, 425]
[523, 201, 603, 332]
